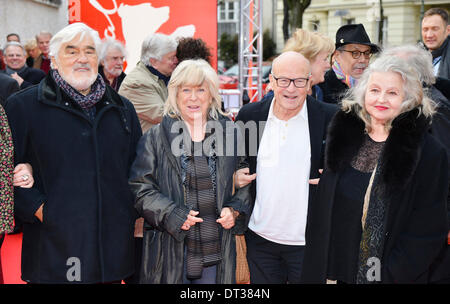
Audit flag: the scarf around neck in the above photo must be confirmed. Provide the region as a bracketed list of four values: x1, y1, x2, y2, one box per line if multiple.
[333, 60, 357, 88]
[5, 65, 27, 76]
[52, 69, 106, 121]
[146, 65, 170, 86]
[180, 131, 221, 280]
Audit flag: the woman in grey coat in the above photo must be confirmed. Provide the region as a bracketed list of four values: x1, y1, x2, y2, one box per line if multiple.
[129, 59, 251, 284]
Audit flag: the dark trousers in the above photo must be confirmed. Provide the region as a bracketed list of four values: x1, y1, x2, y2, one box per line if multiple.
[245, 229, 305, 284]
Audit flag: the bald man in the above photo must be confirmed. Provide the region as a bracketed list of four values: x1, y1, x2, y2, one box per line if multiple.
[235, 51, 337, 283]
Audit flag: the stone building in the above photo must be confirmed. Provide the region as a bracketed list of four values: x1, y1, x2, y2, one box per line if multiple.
[0, 0, 68, 47]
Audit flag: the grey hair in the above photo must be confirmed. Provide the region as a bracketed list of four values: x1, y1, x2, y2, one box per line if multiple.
[380, 44, 435, 86]
[49, 22, 101, 68]
[35, 31, 52, 42]
[341, 55, 436, 132]
[3, 41, 26, 55]
[140, 33, 177, 65]
[98, 38, 127, 62]
[164, 59, 226, 120]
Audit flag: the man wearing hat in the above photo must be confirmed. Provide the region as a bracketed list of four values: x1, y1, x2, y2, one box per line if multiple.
[319, 24, 380, 104]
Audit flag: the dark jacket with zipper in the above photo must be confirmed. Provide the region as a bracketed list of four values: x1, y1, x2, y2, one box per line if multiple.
[5, 72, 142, 283]
[128, 115, 251, 284]
[301, 108, 449, 283]
[437, 36, 450, 79]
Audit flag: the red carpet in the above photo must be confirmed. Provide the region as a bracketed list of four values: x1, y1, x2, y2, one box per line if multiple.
[1, 233, 26, 284]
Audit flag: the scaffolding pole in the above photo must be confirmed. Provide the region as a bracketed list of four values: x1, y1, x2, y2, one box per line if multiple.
[239, 0, 263, 104]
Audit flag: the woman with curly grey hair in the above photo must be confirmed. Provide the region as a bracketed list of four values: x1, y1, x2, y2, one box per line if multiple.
[301, 55, 449, 284]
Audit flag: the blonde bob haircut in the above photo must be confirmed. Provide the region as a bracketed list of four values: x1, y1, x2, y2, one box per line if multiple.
[341, 55, 436, 132]
[164, 59, 226, 120]
[283, 28, 335, 61]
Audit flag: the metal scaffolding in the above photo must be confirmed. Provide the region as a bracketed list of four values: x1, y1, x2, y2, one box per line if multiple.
[239, 0, 263, 104]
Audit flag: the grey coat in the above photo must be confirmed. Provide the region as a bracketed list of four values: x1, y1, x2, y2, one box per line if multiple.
[128, 115, 251, 284]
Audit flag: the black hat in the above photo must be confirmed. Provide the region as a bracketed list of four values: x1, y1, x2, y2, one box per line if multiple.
[335, 24, 380, 53]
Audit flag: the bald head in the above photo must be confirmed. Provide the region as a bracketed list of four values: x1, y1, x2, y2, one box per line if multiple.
[269, 51, 312, 121]
[272, 51, 311, 76]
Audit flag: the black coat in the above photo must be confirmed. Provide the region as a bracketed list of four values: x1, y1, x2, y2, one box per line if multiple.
[301, 109, 449, 283]
[437, 36, 450, 79]
[318, 69, 349, 105]
[17, 67, 46, 90]
[1, 67, 46, 91]
[128, 115, 251, 283]
[235, 94, 338, 223]
[5, 72, 143, 283]
[0, 73, 19, 107]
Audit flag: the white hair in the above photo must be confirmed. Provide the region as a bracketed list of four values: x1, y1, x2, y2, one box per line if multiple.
[140, 33, 177, 65]
[3, 41, 26, 56]
[98, 38, 127, 62]
[341, 55, 436, 132]
[49, 22, 101, 68]
[380, 44, 435, 86]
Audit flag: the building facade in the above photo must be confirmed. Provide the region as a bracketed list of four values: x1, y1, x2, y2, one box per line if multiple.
[0, 0, 68, 47]
[272, 0, 450, 52]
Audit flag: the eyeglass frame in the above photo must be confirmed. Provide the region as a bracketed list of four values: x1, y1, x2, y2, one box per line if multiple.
[271, 73, 310, 88]
[339, 49, 372, 59]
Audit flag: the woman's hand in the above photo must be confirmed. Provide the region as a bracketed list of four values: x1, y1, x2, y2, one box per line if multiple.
[216, 207, 239, 230]
[181, 210, 203, 231]
[308, 169, 323, 185]
[235, 168, 256, 189]
[13, 163, 34, 188]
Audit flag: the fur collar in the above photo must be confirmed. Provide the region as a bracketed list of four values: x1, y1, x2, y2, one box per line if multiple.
[326, 108, 431, 191]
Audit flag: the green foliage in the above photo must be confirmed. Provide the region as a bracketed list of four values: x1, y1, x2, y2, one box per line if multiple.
[218, 32, 238, 68]
[263, 30, 277, 60]
[218, 30, 277, 66]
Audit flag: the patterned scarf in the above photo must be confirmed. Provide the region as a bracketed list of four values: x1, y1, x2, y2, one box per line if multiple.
[180, 133, 221, 280]
[52, 70, 106, 121]
[333, 60, 357, 88]
[356, 164, 387, 284]
[0, 105, 14, 234]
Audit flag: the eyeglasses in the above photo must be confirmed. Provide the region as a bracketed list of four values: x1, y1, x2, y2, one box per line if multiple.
[271, 74, 309, 88]
[340, 49, 372, 59]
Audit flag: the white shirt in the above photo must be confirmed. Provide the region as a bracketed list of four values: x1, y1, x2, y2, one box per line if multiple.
[248, 98, 311, 245]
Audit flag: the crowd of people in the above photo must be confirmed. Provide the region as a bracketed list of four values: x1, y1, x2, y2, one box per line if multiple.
[0, 7, 449, 285]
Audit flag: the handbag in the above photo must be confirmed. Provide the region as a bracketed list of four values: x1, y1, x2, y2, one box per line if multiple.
[232, 173, 250, 284]
[235, 234, 250, 284]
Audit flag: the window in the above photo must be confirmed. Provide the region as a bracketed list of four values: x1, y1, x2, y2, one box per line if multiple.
[312, 21, 320, 32]
[218, 1, 238, 22]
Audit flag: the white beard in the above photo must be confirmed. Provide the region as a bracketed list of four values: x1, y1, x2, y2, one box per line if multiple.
[57, 62, 98, 92]
[60, 70, 97, 92]
[104, 65, 123, 77]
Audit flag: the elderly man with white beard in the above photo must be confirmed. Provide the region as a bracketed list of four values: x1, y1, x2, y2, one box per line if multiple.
[5, 23, 142, 284]
[98, 38, 127, 91]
